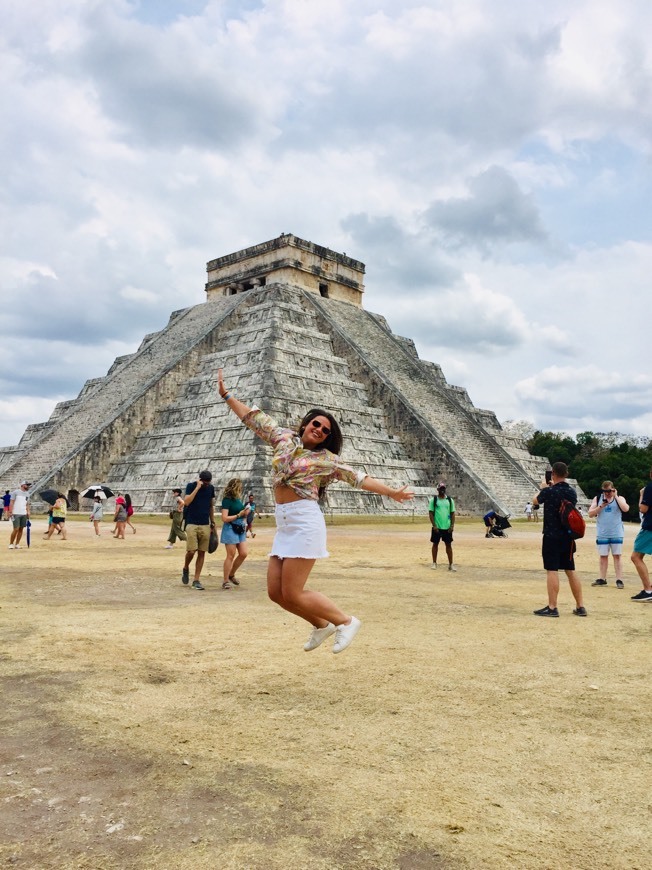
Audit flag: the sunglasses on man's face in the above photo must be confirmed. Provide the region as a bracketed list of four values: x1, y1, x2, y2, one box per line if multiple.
[602, 489, 614, 493]
[310, 420, 331, 436]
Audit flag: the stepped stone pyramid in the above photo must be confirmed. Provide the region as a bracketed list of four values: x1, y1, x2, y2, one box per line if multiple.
[0, 234, 551, 515]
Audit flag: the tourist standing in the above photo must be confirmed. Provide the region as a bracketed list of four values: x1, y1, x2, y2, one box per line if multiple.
[630, 468, 652, 603]
[90, 496, 103, 536]
[2, 490, 11, 521]
[220, 478, 249, 589]
[165, 488, 187, 548]
[532, 462, 586, 617]
[525, 502, 533, 521]
[124, 493, 136, 534]
[245, 493, 257, 538]
[588, 482, 629, 588]
[113, 494, 127, 539]
[428, 483, 456, 570]
[218, 368, 414, 654]
[181, 471, 216, 591]
[8, 482, 31, 549]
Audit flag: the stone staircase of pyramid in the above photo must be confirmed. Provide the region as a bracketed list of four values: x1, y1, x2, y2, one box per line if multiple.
[0, 296, 242, 495]
[303, 291, 541, 514]
[109, 286, 433, 513]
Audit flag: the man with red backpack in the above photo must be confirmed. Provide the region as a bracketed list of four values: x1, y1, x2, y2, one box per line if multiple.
[532, 461, 587, 618]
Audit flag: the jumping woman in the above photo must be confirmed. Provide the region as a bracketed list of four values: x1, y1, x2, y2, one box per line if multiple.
[218, 368, 414, 654]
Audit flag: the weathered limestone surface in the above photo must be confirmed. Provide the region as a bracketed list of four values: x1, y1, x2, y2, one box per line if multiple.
[303, 292, 543, 514]
[109, 287, 434, 513]
[1, 234, 562, 515]
[205, 233, 365, 306]
[0, 296, 242, 500]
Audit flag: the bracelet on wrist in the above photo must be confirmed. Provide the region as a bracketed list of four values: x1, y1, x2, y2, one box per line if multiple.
[222, 391, 232, 401]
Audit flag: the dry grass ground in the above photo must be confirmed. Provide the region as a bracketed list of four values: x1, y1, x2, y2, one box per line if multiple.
[1, 514, 650, 870]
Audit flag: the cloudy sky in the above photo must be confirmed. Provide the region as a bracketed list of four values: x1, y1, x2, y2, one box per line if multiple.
[2, 0, 651, 448]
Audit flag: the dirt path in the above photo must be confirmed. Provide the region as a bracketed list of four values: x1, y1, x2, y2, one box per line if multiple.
[1, 516, 650, 869]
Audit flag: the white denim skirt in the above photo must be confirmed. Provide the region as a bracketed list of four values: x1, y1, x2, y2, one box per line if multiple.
[271, 499, 329, 559]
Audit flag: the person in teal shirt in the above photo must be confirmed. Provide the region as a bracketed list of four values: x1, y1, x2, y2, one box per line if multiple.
[428, 483, 456, 571]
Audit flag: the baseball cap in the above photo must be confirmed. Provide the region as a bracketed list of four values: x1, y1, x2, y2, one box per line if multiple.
[20, 480, 31, 487]
[437, 482, 446, 490]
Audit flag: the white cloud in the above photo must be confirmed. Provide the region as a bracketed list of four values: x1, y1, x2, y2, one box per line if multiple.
[0, 0, 651, 447]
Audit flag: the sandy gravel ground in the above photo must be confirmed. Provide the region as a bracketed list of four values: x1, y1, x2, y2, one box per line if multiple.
[1, 514, 650, 870]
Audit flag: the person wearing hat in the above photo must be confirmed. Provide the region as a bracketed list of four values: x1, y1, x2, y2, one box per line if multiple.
[181, 470, 216, 590]
[8, 481, 31, 549]
[428, 483, 456, 571]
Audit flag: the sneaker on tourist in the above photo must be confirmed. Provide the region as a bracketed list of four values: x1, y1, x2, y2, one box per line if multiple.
[430, 563, 437, 570]
[533, 605, 559, 617]
[14, 545, 21, 549]
[631, 589, 652, 601]
[164, 543, 174, 549]
[448, 564, 457, 572]
[591, 578, 607, 587]
[573, 606, 588, 616]
[616, 579, 624, 589]
[8, 544, 14, 549]
[303, 622, 336, 652]
[332, 616, 361, 654]
[192, 579, 204, 591]
[182, 568, 189, 585]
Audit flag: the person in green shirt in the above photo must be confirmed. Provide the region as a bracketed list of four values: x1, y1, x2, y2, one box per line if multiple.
[428, 483, 456, 571]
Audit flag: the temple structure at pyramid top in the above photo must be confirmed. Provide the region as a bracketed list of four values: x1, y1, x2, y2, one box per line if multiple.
[205, 233, 366, 306]
[0, 233, 573, 516]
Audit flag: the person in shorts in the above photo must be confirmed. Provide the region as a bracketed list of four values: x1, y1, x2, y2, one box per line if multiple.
[44, 495, 68, 540]
[630, 468, 652, 602]
[218, 367, 414, 654]
[8, 481, 31, 549]
[220, 478, 249, 589]
[532, 461, 586, 617]
[181, 470, 216, 591]
[588, 481, 629, 588]
[245, 493, 257, 537]
[428, 483, 456, 571]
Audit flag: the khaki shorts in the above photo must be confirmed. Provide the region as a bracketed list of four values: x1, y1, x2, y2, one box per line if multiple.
[186, 524, 210, 552]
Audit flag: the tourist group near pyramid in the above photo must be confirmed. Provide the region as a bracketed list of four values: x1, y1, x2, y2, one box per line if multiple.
[0, 234, 550, 516]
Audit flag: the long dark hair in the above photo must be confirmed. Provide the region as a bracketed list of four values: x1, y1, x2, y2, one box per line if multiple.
[298, 409, 343, 455]
[124, 493, 132, 509]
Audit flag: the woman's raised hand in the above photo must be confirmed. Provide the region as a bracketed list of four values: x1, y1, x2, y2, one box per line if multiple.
[391, 486, 415, 503]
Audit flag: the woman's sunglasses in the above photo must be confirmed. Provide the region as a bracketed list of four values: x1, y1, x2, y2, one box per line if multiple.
[310, 420, 331, 436]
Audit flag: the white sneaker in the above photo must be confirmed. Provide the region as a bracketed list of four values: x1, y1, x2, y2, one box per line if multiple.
[448, 564, 457, 572]
[8, 544, 14, 549]
[164, 544, 174, 549]
[303, 622, 336, 652]
[14, 545, 21, 550]
[430, 563, 437, 569]
[332, 616, 361, 654]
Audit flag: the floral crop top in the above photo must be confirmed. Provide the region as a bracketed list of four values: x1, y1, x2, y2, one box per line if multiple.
[242, 407, 366, 502]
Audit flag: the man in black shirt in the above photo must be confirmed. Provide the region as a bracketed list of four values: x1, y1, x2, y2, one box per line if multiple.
[532, 461, 586, 617]
[181, 469, 216, 590]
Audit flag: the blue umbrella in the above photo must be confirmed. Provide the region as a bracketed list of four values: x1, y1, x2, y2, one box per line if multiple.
[26, 519, 31, 548]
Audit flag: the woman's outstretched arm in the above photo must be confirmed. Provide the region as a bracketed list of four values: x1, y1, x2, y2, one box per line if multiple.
[218, 368, 253, 421]
[361, 477, 414, 503]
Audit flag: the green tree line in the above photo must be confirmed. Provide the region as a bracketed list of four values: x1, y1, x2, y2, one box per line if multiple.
[527, 431, 652, 520]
